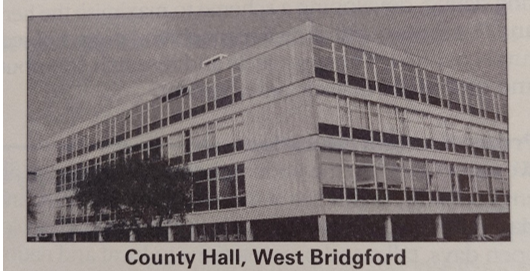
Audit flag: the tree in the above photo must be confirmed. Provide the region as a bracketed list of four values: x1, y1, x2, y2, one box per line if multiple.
[27, 194, 37, 222]
[74, 158, 193, 237]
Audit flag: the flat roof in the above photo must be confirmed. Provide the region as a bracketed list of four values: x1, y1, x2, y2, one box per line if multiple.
[40, 21, 506, 146]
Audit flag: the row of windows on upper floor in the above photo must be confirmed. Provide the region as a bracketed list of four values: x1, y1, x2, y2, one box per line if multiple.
[55, 163, 246, 226]
[312, 36, 508, 123]
[320, 149, 509, 203]
[55, 113, 244, 193]
[54, 66, 242, 164]
[316, 91, 509, 160]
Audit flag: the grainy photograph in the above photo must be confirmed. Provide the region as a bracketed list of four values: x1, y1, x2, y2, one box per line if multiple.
[27, 6, 510, 243]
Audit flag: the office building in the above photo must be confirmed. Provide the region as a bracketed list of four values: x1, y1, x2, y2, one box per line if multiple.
[29, 22, 510, 242]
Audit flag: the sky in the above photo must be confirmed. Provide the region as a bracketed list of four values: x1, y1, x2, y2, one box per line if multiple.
[27, 6, 507, 171]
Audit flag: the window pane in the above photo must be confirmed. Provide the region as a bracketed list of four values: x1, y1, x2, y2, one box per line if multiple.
[379, 105, 397, 134]
[314, 47, 334, 71]
[349, 99, 369, 129]
[355, 165, 374, 186]
[219, 177, 236, 197]
[321, 164, 343, 186]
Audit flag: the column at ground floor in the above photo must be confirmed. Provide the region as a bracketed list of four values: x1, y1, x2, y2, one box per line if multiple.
[325, 213, 510, 242]
[37, 213, 509, 242]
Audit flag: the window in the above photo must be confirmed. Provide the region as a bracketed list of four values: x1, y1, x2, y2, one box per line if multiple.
[482, 89, 496, 120]
[320, 149, 344, 199]
[445, 77, 462, 111]
[334, 43, 347, 84]
[333, 98, 347, 138]
[406, 111, 425, 148]
[465, 84, 479, 116]
[425, 70, 441, 106]
[317, 93, 339, 136]
[317, 148, 509, 204]
[191, 125, 208, 161]
[216, 117, 235, 155]
[191, 80, 206, 117]
[345, 47, 366, 88]
[375, 54, 395, 95]
[454, 164, 472, 202]
[365, 53, 377, 90]
[470, 125, 486, 157]
[149, 98, 161, 131]
[369, 103, 381, 142]
[379, 105, 399, 144]
[401, 63, 419, 101]
[475, 167, 492, 202]
[169, 96, 183, 124]
[131, 105, 142, 137]
[430, 117, 447, 151]
[491, 168, 507, 202]
[499, 95, 508, 123]
[384, 156, 404, 200]
[408, 159, 429, 201]
[168, 132, 184, 165]
[350, 99, 371, 140]
[191, 163, 246, 211]
[432, 162, 452, 201]
[448, 120, 468, 154]
[313, 36, 335, 82]
[215, 69, 234, 108]
[355, 153, 376, 200]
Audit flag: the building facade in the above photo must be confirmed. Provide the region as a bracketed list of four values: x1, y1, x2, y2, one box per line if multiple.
[29, 22, 510, 242]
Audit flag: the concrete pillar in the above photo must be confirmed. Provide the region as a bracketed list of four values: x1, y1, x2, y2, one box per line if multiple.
[385, 216, 393, 241]
[35, 235, 39, 242]
[190, 225, 196, 242]
[435, 215, 444, 240]
[73, 233, 77, 242]
[129, 230, 136, 242]
[52, 233, 57, 242]
[318, 215, 328, 241]
[476, 214, 484, 240]
[245, 221, 253, 241]
[98, 232, 104, 242]
[168, 227, 174, 242]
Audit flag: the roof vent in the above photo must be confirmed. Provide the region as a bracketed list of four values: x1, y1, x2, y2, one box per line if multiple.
[202, 54, 228, 67]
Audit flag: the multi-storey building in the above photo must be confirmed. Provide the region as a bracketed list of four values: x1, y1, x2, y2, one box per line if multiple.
[29, 22, 509, 242]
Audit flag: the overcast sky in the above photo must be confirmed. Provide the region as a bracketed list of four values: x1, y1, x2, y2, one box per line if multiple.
[27, 6, 506, 171]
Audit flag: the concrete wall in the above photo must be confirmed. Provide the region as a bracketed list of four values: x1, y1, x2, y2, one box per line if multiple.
[244, 90, 315, 149]
[246, 147, 320, 207]
[241, 35, 313, 99]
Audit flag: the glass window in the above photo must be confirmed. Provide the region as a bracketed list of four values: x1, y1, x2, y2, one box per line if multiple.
[401, 63, 418, 93]
[375, 54, 394, 86]
[345, 47, 366, 85]
[406, 111, 425, 139]
[355, 153, 375, 187]
[190, 80, 206, 108]
[168, 132, 184, 158]
[191, 125, 208, 152]
[410, 159, 428, 191]
[430, 116, 447, 143]
[384, 156, 403, 187]
[445, 77, 462, 111]
[349, 99, 370, 130]
[379, 105, 398, 134]
[433, 162, 452, 192]
[317, 93, 339, 136]
[320, 149, 343, 186]
[216, 117, 234, 147]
